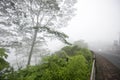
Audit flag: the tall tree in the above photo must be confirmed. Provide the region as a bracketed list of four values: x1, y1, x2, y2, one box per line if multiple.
[0, 0, 77, 66]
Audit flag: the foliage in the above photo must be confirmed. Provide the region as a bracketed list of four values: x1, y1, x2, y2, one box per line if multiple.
[65, 55, 89, 80]
[0, 48, 9, 71]
[0, 0, 77, 66]
[1, 45, 93, 80]
[74, 40, 88, 48]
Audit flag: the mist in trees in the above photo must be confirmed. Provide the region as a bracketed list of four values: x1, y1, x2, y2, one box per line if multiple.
[0, 43, 93, 80]
[0, 0, 77, 67]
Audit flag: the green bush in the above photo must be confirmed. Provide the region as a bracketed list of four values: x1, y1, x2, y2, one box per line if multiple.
[64, 55, 89, 80]
[0, 48, 9, 71]
[1, 45, 93, 80]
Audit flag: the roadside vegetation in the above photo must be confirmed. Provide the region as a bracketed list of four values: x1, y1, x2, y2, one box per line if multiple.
[0, 42, 93, 80]
[0, 0, 93, 80]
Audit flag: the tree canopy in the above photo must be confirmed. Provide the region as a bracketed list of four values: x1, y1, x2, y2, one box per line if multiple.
[0, 0, 77, 66]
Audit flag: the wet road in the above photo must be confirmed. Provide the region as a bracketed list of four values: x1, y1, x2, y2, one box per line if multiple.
[95, 52, 120, 80]
[98, 51, 120, 69]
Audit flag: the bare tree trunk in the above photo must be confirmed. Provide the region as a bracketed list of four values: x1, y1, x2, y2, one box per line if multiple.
[27, 29, 38, 66]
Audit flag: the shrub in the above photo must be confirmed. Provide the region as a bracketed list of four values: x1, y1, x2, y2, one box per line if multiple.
[0, 48, 9, 71]
[1, 45, 93, 80]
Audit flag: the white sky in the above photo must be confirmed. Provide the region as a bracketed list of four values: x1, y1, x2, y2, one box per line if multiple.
[48, 0, 120, 51]
[61, 0, 120, 43]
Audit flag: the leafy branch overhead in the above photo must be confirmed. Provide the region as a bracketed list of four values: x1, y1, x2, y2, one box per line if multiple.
[40, 26, 70, 44]
[0, 0, 76, 43]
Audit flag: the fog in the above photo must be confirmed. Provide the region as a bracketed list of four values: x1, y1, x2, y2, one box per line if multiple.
[3, 0, 120, 69]
[48, 0, 120, 51]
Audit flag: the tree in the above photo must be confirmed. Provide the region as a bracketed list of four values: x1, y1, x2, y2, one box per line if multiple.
[73, 40, 88, 48]
[0, 0, 77, 66]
